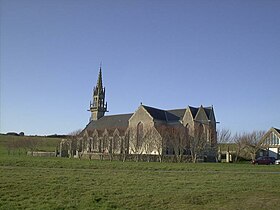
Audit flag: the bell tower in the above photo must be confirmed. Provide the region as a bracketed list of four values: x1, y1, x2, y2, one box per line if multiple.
[89, 67, 108, 121]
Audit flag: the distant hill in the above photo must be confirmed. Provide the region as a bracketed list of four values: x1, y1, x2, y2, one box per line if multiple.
[1, 132, 68, 138]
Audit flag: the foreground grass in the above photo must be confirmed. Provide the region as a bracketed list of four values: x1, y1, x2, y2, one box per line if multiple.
[0, 154, 280, 210]
[0, 136, 280, 209]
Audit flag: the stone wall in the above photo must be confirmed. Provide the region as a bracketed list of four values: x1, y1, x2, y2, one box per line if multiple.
[27, 151, 56, 157]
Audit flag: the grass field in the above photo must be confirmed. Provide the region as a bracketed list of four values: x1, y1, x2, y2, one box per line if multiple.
[0, 136, 280, 209]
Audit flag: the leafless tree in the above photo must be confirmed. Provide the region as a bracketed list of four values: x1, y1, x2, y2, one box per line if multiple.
[154, 125, 170, 162]
[244, 130, 266, 161]
[190, 124, 207, 163]
[143, 126, 163, 162]
[22, 137, 39, 155]
[169, 126, 188, 162]
[5, 137, 20, 155]
[67, 129, 82, 158]
[189, 136, 206, 163]
[129, 126, 146, 161]
[217, 128, 232, 143]
[232, 133, 246, 162]
[232, 131, 265, 162]
[122, 129, 130, 162]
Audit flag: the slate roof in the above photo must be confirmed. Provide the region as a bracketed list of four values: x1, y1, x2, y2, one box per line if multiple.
[166, 109, 186, 121]
[85, 113, 132, 131]
[204, 107, 212, 119]
[84, 104, 214, 132]
[188, 106, 199, 118]
[274, 127, 280, 135]
[142, 105, 185, 122]
[142, 105, 167, 121]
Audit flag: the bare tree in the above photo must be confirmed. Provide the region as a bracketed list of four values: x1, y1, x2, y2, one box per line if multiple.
[232, 131, 265, 162]
[169, 126, 188, 162]
[67, 129, 82, 158]
[5, 137, 20, 155]
[154, 125, 170, 162]
[22, 137, 39, 155]
[129, 126, 146, 162]
[122, 129, 130, 162]
[217, 128, 232, 143]
[232, 133, 244, 162]
[190, 136, 206, 163]
[143, 126, 163, 162]
[244, 130, 266, 161]
[190, 124, 207, 163]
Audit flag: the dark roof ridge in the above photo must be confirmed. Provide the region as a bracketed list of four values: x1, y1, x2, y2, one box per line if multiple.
[273, 127, 280, 134]
[167, 108, 186, 112]
[142, 104, 164, 111]
[143, 105, 186, 112]
[99, 113, 133, 118]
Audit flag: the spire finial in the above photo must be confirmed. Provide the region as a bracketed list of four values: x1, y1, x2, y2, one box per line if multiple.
[97, 65, 103, 89]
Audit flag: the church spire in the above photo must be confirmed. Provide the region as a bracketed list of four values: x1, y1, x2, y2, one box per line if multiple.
[89, 66, 108, 121]
[97, 67, 103, 90]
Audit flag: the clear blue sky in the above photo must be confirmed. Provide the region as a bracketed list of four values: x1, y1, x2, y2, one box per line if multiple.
[1, 0, 279, 135]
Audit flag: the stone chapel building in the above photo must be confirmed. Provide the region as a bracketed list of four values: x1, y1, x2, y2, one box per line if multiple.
[68, 67, 218, 162]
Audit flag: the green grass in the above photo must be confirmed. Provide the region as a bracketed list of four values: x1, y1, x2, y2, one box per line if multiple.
[0, 136, 280, 209]
[0, 135, 61, 155]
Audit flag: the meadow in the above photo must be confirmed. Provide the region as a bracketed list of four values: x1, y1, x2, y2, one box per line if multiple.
[0, 135, 280, 210]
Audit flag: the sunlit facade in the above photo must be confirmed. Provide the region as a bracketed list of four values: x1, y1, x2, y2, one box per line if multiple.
[260, 127, 280, 159]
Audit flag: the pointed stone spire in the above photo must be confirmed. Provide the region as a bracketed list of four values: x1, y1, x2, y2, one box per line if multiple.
[89, 66, 108, 121]
[97, 67, 103, 90]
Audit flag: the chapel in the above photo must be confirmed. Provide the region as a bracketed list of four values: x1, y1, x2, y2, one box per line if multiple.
[79, 68, 217, 161]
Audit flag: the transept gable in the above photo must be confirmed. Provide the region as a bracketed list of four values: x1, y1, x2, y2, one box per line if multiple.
[194, 105, 209, 123]
[128, 105, 154, 127]
[182, 106, 195, 126]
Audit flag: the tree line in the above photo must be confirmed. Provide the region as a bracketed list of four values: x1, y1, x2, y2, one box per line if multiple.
[217, 129, 266, 161]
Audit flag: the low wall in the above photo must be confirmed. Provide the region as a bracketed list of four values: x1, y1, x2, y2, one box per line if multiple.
[27, 151, 56, 157]
[78, 153, 195, 162]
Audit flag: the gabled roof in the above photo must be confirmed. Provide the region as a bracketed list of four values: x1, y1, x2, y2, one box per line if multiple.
[274, 127, 280, 135]
[204, 107, 212, 119]
[84, 104, 215, 133]
[142, 105, 185, 122]
[166, 109, 186, 121]
[259, 127, 280, 146]
[85, 113, 132, 131]
[142, 105, 167, 121]
[189, 105, 215, 120]
[188, 106, 199, 119]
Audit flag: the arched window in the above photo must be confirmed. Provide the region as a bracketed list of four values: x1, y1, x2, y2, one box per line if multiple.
[103, 131, 109, 153]
[92, 135, 98, 152]
[136, 122, 144, 147]
[113, 131, 121, 154]
[88, 138, 93, 152]
[198, 123, 204, 139]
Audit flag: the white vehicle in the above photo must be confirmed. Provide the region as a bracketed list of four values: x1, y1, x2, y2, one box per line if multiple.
[275, 159, 280, 165]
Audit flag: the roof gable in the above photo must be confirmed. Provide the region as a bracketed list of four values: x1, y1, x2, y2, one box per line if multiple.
[166, 109, 186, 121]
[274, 127, 280, 135]
[128, 105, 154, 124]
[142, 105, 186, 122]
[142, 105, 167, 121]
[260, 127, 280, 145]
[188, 106, 199, 118]
[85, 113, 132, 131]
[194, 106, 209, 122]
